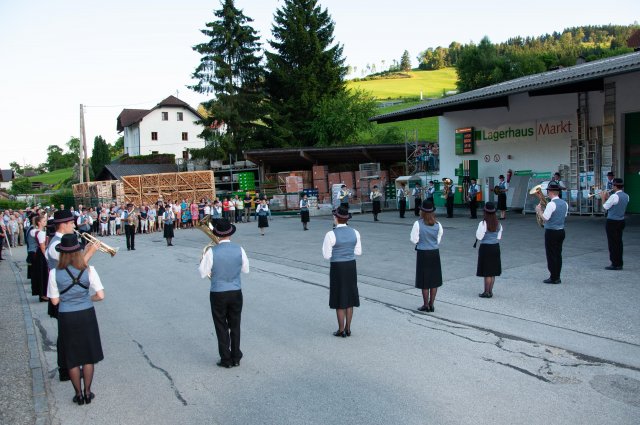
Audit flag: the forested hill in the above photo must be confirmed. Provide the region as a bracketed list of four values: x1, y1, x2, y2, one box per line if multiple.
[415, 24, 639, 91]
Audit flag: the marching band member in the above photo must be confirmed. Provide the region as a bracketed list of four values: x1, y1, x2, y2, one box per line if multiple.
[552, 172, 565, 199]
[30, 214, 50, 301]
[48, 233, 105, 405]
[339, 185, 351, 209]
[446, 180, 456, 218]
[163, 206, 175, 246]
[497, 175, 508, 220]
[369, 185, 383, 222]
[602, 178, 629, 270]
[605, 171, 615, 192]
[256, 199, 270, 236]
[410, 200, 443, 313]
[412, 183, 422, 217]
[322, 206, 362, 337]
[121, 204, 136, 251]
[536, 181, 567, 284]
[397, 183, 408, 218]
[300, 193, 310, 231]
[198, 219, 250, 368]
[475, 202, 502, 298]
[426, 181, 435, 202]
[468, 178, 480, 219]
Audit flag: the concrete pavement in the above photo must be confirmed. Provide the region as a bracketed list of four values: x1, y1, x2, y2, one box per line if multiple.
[4, 207, 640, 424]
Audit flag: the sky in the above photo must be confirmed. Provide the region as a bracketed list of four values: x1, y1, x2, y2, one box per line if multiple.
[0, 0, 638, 170]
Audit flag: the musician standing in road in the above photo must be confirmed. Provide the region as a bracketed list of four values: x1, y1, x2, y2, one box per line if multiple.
[300, 193, 310, 231]
[121, 204, 136, 251]
[426, 181, 435, 202]
[468, 178, 480, 219]
[602, 178, 629, 270]
[370, 185, 383, 222]
[198, 219, 250, 368]
[410, 200, 443, 313]
[605, 171, 615, 192]
[446, 180, 456, 218]
[475, 202, 502, 298]
[536, 181, 567, 284]
[339, 185, 351, 209]
[397, 183, 408, 218]
[497, 175, 508, 220]
[551, 172, 565, 199]
[412, 183, 422, 217]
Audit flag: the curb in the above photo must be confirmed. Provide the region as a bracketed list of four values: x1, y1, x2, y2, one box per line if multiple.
[10, 260, 51, 425]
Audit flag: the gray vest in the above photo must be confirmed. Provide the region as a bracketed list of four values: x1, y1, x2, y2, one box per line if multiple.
[56, 266, 93, 313]
[480, 223, 501, 245]
[330, 226, 357, 262]
[300, 199, 309, 211]
[26, 229, 38, 253]
[46, 234, 62, 270]
[607, 192, 629, 221]
[416, 221, 440, 250]
[210, 243, 243, 292]
[544, 198, 567, 230]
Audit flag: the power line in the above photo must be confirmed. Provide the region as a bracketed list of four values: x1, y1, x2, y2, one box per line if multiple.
[84, 97, 166, 109]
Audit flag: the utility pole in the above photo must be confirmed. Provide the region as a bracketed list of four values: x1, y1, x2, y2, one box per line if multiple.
[79, 104, 84, 183]
[80, 104, 91, 182]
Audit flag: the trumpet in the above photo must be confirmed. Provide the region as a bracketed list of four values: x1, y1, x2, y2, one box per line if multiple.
[74, 230, 118, 257]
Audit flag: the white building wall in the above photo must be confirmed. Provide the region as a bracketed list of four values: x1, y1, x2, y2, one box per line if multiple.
[138, 107, 204, 158]
[124, 125, 140, 156]
[438, 92, 578, 182]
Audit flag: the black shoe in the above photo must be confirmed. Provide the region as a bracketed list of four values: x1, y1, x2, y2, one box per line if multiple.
[417, 305, 429, 312]
[604, 265, 622, 270]
[131, 248, 135, 250]
[428, 304, 435, 312]
[543, 278, 561, 284]
[232, 360, 240, 367]
[73, 394, 85, 406]
[216, 361, 232, 368]
[345, 329, 351, 337]
[479, 292, 490, 298]
[83, 392, 94, 404]
[333, 330, 346, 337]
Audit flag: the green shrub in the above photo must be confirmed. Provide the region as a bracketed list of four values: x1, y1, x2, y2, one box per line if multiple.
[0, 199, 28, 209]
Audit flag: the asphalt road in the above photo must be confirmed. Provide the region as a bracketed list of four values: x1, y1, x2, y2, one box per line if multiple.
[17, 210, 640, 424]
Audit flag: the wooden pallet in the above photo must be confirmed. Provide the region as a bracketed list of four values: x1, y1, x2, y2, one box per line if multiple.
[121, 170, 215, 205]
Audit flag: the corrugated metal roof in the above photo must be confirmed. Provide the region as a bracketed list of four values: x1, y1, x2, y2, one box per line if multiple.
[371, 52, 640, 123]
[98, 164, 178, 181]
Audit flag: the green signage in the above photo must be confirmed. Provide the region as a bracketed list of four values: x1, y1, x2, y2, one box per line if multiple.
[455, 127, 474, 155]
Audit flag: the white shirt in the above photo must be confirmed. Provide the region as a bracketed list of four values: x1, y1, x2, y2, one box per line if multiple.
[370, 191, 382, 201]
[198, 240, 250, 279]
[412, 187, 422, 197]
[410, 220, 444, 244]
[47, 266, 104, 298]
[46, 232, 65, 263]
[397, 188, 407, 198]
[322, 224, 362, 259]
[475, 221, 503, 241]
[204, 205, 211, 215]
[542, 196, 568, 220]
[603, 191, 622, 210]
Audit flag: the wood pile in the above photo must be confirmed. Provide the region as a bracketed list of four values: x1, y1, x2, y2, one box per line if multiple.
[73, 180, 124, 205]
[121, 170, 215, 205]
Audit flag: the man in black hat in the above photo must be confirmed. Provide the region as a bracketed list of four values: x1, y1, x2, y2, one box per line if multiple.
[338, 184, 350, 209]
[468, 178, 480, 219]
[46, 209, 98, 381]
[536, 181, 568, 284]
[605, 171, 615, 192]
[198, 219, 250, 368]
[551, 172, 564, 199]
[602, 178, 629, 270]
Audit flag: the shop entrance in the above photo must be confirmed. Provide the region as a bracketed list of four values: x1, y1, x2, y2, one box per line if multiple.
[624, 112, 640, 213]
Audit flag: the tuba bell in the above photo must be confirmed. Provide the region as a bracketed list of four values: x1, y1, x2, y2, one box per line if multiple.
[529, 184, 547, 228]
[196, 215, 220, 262]
[441, 178, 452, 199]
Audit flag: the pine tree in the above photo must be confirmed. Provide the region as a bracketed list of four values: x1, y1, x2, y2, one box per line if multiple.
[264, 0, 347, 147]
[190, 0, 265, 157]
[400, 50, 412, 71]
[90, 136, 111, 177]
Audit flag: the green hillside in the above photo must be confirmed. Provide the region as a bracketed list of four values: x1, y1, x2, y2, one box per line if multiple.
[373, 100, 439, 142]
[347, 68, 458, 99]
[31, 168, 74, 185]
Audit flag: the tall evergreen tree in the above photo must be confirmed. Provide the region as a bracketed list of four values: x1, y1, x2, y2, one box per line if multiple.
[400, 50, 412, 71]
[264, 0, 347, 147]
[190, 0, 264, 158]
[90, 135, 111, 177]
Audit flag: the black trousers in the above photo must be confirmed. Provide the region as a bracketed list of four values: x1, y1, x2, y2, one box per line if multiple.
[414, 197, 421, 216]
[398, 199, 406, 218]
[124, 224, 135, 249]
[446, 197, 454, 218]
[210, 290, 243, 365]
[606, 219, 625, 267]
[544, 229, 565, 280]
[469, 198, 477, 218]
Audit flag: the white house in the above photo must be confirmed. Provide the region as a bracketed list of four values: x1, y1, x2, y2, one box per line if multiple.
[116, 95, 206, 159]
[0, 169, 15, 191]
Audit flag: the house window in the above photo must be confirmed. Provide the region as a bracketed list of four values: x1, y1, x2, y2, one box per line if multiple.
[177, 112, 183, 121]
[151, 132, 158, 140]
[162, 112, 168, 121]
[182, 132, 188, 141]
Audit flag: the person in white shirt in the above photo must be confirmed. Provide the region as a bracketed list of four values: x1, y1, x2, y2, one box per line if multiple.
[256, 199, 270, 236]
[369, 185, 383, 221]
[474, 202, 503, 298]
[536, 181, 568, 284]
[397, 183, 408, 218]
[322, 206, 362, 337]
[410, 200, 443, 312]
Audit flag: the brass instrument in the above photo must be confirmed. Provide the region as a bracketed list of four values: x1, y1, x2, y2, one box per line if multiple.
[74, 230, 118, 256]
[529, 184, 547, 228]
[196, 214, 220, 266]
[493, 186, 501, 195]
[441, 178, 452, 199]
[588, 186, 614, 200]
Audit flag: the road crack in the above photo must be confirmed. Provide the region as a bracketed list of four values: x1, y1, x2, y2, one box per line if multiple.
[133, 340, 187, 406]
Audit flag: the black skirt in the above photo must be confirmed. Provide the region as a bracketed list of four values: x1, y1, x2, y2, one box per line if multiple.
[164, 223, 174, 238]
[300, 210, 310, 223]
[329, 260, 360, 309]
[476, 243, 502, 277]
[415, 249, 443, 289]
[26, 251, 34, 283]
[31, 249, 49, 298]
[497, 193, 507, 211]
[58, 307, 104, 368]
[372, 200, 381, 214]
[258, 215, 269, 228]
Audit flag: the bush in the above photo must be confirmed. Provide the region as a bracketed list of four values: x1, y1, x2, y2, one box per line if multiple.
[120, 153, 176, 165]
[0, 199, 27, 210]
[48, 190, 75, 208]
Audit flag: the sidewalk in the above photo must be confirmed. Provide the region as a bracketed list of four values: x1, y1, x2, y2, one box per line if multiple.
[0, 251, 47, 425]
